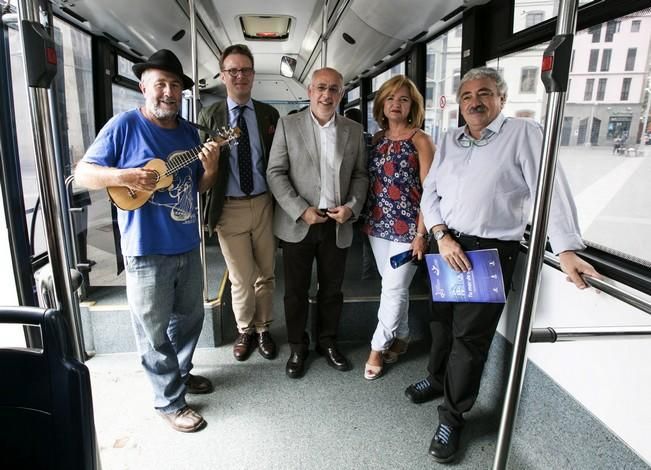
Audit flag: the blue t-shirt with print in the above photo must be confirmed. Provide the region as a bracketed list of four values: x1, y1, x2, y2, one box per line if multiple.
[83, 109, 203, 256]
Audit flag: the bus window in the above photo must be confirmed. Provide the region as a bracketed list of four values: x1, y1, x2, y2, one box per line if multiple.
[425, 24, 462, 147]
[112, 84, 143, 115]
[366, 99, 378, 135]
[513, 0, 598, 34]
[489, 6, 651, 265]
[0, 193, 18, 306]
[346, 86, 360, 103]
[52, 18, 95, 170]
[7, 24, 45, 257]
[371, 61, 405, 91]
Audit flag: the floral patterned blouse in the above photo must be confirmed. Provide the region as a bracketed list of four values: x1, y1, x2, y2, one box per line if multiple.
[362, 132, 422, 243]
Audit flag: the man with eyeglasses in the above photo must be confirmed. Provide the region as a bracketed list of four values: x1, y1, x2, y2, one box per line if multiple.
[198, 44, 280, 363]
[409, 67, 599, 463]
[267, 67, 368, 379]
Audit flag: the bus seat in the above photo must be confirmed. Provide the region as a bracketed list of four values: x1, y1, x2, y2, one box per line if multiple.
[0, 307, 97, 470]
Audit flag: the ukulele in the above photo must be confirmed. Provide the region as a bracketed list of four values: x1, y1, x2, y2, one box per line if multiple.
[107, 127, 240, 210]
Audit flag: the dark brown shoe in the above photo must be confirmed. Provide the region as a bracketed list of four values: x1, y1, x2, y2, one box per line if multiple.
[257, 331, 277, 359]
[158, 406, 206, 433]
[185, 374, 213, 394]
[233, 332, 256, 361]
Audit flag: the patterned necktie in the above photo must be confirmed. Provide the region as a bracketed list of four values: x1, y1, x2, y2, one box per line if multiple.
[237, 106, 253, 195]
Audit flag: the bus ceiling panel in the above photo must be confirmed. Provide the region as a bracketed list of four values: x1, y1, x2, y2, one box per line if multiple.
[251, 75, 308, 102]
[196, 0, 320, 73]
[321, 11, 403, 84]
[294, 3, 403, 84]
[349, 0, 489, 41]
[52, 0, 220, 87]
[294, 0, 490, 84]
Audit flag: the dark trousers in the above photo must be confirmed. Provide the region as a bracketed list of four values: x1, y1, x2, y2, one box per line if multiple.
[281, 219, 348, 353]
[427, 233, 521, 428]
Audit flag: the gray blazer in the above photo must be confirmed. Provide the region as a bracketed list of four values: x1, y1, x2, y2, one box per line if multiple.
[266, 110, 368, 248]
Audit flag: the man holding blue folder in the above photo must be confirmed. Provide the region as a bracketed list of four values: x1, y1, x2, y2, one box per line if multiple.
[410, 67, 599, 463]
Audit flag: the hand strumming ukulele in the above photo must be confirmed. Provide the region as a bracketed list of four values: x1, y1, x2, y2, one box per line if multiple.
[107, 127, 240, 211]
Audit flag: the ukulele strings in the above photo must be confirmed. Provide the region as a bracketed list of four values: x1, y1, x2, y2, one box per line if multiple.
[163, 128, 235, 177]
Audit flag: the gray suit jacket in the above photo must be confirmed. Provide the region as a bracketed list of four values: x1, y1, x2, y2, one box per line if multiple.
[266, 110, 368, 248]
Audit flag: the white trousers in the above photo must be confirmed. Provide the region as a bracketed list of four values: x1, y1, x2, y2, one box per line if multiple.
[369, 235, 418, 351]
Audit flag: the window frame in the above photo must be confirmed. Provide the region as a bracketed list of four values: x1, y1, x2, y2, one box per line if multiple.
[600, 48, 611, 72]
[519, 66, 538, 93]
[596, 78, 607, 101]
[624, 48, 637, 71]
[584, 78, 595, 101]
[588, 49, 599, 72]
[620, 77, 631, 101]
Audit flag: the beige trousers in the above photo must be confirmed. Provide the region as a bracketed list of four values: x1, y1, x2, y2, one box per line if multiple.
[215, 193, 275, 333]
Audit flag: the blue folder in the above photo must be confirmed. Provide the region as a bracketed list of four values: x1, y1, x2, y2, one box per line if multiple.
[425, 249, 506, 303]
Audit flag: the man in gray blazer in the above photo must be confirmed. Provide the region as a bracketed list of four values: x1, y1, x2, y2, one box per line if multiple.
[267, 67, 368, 379]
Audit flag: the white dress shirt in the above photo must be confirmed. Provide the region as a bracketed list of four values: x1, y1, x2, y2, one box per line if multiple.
[421, 113, 585, 254]
[310, 111, 338, 209]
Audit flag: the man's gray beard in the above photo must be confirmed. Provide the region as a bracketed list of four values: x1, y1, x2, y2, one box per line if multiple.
[147, 100, 178, 120]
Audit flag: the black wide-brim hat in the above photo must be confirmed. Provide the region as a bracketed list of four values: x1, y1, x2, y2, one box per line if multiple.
[132, 49, 194, 90]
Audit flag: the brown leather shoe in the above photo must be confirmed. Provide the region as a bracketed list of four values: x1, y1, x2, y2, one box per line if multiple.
[233, 332, 256, 361]
[158, 406, 206, 432]
[257, 331, 277, 359]
[185, 374, 213, 394]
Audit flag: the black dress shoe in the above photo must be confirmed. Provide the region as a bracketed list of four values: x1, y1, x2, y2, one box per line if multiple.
[257, 331, 277, 360]
[233, 332, 256, 361]
[286, 351, 308, 379]
[429, 423, 460, 463]
[316, 346, 351, 371]
[405, 377, 442, 404]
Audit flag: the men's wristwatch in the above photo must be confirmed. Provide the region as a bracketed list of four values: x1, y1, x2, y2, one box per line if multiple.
[432, 229, 449, 241]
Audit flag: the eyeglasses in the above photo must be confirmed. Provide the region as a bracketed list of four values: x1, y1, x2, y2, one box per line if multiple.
[313, 84, 342, 95]
[458, 131, 495, 148]
[222, 67, 254, 77]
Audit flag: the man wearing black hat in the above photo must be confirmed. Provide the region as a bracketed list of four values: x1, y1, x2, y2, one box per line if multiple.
[75, 49, 220, 433]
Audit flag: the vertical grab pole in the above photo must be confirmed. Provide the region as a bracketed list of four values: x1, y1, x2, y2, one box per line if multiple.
[321, 0, 328, 67]
[492, 0, 578, 468]
[16, 0, 85, 361]
[188, 0, 209, 301]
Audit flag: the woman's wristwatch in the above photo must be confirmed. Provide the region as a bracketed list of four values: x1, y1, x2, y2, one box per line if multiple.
[415, 231, 429, 241]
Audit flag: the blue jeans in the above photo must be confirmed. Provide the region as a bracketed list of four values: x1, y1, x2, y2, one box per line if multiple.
[125, 248, 204, 413]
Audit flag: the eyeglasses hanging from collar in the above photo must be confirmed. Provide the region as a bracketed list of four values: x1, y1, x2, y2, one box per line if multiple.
[457, 130, 496, 148]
